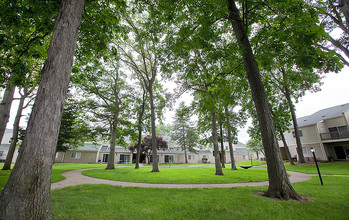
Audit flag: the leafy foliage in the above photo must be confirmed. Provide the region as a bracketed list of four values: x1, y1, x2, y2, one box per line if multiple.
[128, 135, 168, 164]
[171, 102, 199, 161]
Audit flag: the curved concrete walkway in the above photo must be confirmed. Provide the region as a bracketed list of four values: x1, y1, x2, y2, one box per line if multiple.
[51, 169, 312, 190]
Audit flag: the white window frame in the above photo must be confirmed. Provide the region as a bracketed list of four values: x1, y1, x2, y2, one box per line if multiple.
[71, 152, 81, 159]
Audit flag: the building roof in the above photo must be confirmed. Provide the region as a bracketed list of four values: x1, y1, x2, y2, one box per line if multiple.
[74, 143, 100, 151]
[296, 103, 349, 128]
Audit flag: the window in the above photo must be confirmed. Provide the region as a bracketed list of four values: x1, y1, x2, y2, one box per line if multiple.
[120, 154, 130, 163]
[102, 154, 109, 163]
[329, 126, 349, 139]
[203, 155, 208, 159]
[0, 151, 4, 157]
[243, 155, 247, 160]
[188, 155, 194, 160]
[292, 130, 303, 138]
[165, 155, 174, 163]
[71, 152, 81, 159]
[302, 147, 307, 155]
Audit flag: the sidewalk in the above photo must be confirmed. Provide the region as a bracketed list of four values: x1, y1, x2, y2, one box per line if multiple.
[51, 169, 313, 190]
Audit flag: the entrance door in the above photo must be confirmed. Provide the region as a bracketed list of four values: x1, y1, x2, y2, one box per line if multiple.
[165, 155, 174, 163]
[334, 146, 346, 159]
[102, 154, 109, 163]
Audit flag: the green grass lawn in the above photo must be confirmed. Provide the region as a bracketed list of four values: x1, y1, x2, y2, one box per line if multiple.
[283, 161, 349, 175]
[0, 163, 107, 190]
[51, 176, 349, 219]
[82, 166, 269, 184]
[1, 162, 349, 219]
[51, 163, 108, 182]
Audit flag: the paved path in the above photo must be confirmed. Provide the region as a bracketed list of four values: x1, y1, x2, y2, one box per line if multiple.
[51, 169, 313, 190]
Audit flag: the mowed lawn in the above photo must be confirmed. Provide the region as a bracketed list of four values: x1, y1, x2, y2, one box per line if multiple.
[52, 176, 349, 219]
[283, 161, 349, 175]
[0, 163, 106, 190]
[83, 166, 269, 184]
[1, 162, 349, 219]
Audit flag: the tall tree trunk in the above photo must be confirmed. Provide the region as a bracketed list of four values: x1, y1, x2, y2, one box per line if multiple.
[211, 111, 223, 175]
[135, 87, 146, 169]
[106, 123, 117, 169]
[224, 107, 237, 170]
[219, 121, 225, 168]
[149, 87, 159, 172]
[0, 85, 15, 144]
[226, 122, 237, 170]
[183, 128, 188, 163]
[227, 0, 301, 200]
[135, 97, 146, 169]
[135, 128, 142, 169]
[284, 86, 305, 163]
[0, 1, 84, 219]
[2, 90, 26, 170]
[279, 129, 295, 166]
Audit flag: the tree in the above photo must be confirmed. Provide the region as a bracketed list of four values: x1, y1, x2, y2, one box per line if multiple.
[118, 11, 166, 172]
[56, 93, 92, 153]
[128, 135, 168, 164]
[171, 102, 199, 163]
[132, 83, 148, 169]
[246, 139, 264, 159]
[0, 0, 85, 218]
[314, 0, 349, 67]
[74, 57, 133, 170]
[227, 0, 301, 200]
[253, 1, 343, 163]
[2, 85, 35, 170]
[0, 0, 55, 144]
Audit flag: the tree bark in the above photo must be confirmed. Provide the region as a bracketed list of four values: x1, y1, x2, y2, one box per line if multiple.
[0, 1, 84, 219]
[219, 121, 225, 168]
[227, 0, 301, 200]
[0, 85, 15, 144]
[284, 86, 305, 163]
[339, 0, 349, 29]
[211, 111, 223, 175]
[226, 122, 237, 170]
[149, 87, 159, 172]
[279, 129, 295, 166]
[135, 89, 146, 169]
[106, 122, 117, 169]
[2, 90, 26, 170]
[183, 128, 188, 163]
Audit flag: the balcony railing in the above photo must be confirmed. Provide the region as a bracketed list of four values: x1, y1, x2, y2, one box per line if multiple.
[320, 131, 349, 140]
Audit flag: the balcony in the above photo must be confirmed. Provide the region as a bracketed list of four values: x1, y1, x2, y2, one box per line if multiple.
[320, 131, 349, 140]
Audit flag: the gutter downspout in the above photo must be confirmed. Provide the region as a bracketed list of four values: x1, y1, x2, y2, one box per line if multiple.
[96, 145, 102, 163]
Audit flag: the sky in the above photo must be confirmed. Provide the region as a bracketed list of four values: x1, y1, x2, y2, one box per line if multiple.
[5, 66, 349, 144]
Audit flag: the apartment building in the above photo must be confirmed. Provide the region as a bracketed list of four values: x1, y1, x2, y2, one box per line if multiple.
[279, 103, 349, 161]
